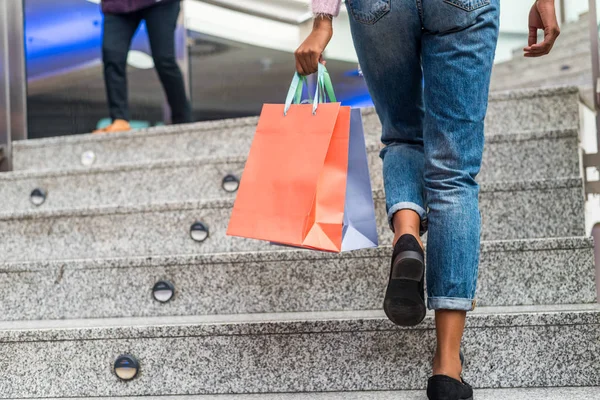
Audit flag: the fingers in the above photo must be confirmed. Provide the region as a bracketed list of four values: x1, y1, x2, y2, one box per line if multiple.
[543, 25, 560, 50]
[298, 54, 311, 76]
[311, 52, 321, 72]
[295, 45, 320, 76]
[527, 26, 538, 47]
[524, 0, 560, 57]
[531, 4, 560, 57]
[319, 54, 327, 66]
[524, 27, 559, 57]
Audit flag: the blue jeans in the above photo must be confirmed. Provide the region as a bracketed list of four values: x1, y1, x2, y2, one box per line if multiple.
[347, 0, 500, 311]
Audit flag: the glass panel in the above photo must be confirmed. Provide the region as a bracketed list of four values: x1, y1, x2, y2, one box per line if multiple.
[21, 1, 598, 135]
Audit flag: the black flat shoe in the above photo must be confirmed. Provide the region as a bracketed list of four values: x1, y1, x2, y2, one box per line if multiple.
[383, 234, 426, 326]
[427, 375, 474, 400]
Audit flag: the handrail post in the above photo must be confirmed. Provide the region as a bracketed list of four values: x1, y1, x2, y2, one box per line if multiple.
[0, 0, 27, 172]
[586, 0, 600, 196]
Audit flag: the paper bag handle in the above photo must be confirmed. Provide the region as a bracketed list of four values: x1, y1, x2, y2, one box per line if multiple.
[284, 64, 337, 116]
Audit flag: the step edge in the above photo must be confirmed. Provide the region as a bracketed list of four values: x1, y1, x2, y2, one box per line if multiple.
[0, 154, 249, 181]
[0, 178, 584, 222]
[32, 387, 600, 400]
[495, 47, 591, 71]
[11, 87, 580, 151]
[0, 304, 598, 343]
[1, 130, 580, 180]
[0, 236, 593, 273]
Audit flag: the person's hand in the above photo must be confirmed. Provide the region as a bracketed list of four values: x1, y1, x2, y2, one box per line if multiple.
[295, 17, 333, 75]
[524, 0, 560, 57]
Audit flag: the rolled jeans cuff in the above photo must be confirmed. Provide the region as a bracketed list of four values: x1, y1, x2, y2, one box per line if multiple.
[387, 202, 428, 235]
[428, 297, 476, 311]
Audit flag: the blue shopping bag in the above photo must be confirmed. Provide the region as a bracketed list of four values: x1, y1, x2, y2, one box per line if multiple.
[341, 108, 379, 251]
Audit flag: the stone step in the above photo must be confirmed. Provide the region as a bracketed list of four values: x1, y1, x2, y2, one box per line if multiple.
[0, 237, 594, 321]
[0, 129, 581, 213]
[491, 68, 592, 92]
[492, 49, 590, 81]
[0, 304, 598, 398]
[38, 387, 600, 400]
[492, 63, 591, 92]
[0, 178, 586, 262]
[558, 11, 590, 35]
[11, 87, 580, 173]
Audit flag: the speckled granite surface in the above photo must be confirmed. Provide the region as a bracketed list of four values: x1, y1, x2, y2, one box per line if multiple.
[0, 177, 586, 262]
[0, 305, 597, 397]
[376, 178, 586, 243]
[11, 87, 580, 172]
[0, 237, 595, 320]
[0, 198, 270, 262]
[492, 49, 591, 88]
[37, 386, 600, 399]
[479, 128, 580, 182]
[0, 156, 246, 212]
[0, 129, 580, 213]
[0, 83, 594, 398]
[476, 179, 585, 241]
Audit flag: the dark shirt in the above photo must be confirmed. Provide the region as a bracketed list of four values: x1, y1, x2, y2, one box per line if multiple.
[102, 0, 178, 14]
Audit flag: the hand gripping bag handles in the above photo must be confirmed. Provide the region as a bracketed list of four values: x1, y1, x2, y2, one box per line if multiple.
[227, 64, 378, 252]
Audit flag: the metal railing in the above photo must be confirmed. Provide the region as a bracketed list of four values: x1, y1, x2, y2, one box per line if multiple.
[586, 0, 600, 196]
[0, 0, 27, 172]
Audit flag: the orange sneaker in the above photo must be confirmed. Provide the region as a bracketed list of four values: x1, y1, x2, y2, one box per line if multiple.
[93, 119, 131, 134]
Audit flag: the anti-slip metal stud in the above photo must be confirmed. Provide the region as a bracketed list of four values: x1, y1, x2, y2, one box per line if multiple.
[190, 221, 209, 242]
[222, 174, 240, 193]
[152, 280, 175, 303]
[30, 188, 47, 206]
[114, 355, 139, 381]
[81, 150, 96, 167]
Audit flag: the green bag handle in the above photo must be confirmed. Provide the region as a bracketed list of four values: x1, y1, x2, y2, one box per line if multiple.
[320, 67, 337, 103]
[284, 63, 337, 115]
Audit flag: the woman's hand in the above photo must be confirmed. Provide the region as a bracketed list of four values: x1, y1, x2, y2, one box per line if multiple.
[524, 0, 560, 57]
[295, 17, 333, 75]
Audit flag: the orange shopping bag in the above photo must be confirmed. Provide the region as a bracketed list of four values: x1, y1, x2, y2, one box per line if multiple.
[227, 65, 353, 252]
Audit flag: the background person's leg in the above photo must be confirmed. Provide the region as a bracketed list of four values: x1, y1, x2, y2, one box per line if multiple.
[143, 1, 192, 124]
[420, 0, 500, 379]
[102, 12, 140, 122]
[346, 0, 426, 234]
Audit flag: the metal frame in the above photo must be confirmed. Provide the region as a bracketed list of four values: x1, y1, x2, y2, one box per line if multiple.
[559, 0, 566, 24]
[0, 0, 27, 171]
[586, 0, 600, 196]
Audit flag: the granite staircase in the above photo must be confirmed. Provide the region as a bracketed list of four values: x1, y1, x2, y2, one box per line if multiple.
[491, 12, 594, 104]
[0, 86, 598, 399]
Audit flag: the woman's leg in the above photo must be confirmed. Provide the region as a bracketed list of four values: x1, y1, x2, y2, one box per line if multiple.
[143, 1, 192, 124]
[101, 12, 140, 123]
[433, 310, 466, 380]
[392, 210, 424, 249]
[420, 0, 500, 380]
